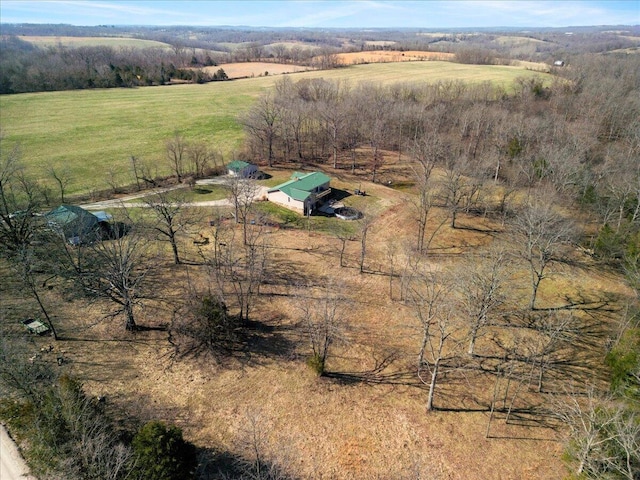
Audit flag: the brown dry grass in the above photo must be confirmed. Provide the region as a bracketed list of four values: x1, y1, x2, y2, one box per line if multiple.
[13, 151, 634, 479]
[335, 50, 455, 65]
[203, 62, 314, 79]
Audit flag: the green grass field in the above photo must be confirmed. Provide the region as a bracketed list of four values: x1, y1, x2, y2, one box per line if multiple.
[0, 61, 550, 195]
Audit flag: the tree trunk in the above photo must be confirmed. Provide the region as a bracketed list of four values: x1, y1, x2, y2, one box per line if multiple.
[468, 327, 478, 355]
[170, 235, 180, 264]
[124, 302, 136, 331]
[31, 283, 58, 340]
[426, 357, 440, 411]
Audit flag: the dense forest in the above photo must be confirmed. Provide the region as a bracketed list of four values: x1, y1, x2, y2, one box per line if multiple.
[1, 23, 639, 480]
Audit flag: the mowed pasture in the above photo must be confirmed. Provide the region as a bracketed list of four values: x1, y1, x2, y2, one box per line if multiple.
[17, 35, 173, 49]
[1, 61, 550, 195]
[205, 62, 315, 79]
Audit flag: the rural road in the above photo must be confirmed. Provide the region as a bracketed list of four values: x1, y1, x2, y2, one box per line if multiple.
[1, 424, 35, 480]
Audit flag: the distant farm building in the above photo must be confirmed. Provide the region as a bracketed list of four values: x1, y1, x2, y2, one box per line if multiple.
[45, 205, 112, 245]
[267, 172, 331, 215]
[553, 60, 565, 67]
[227, 160, 258, 178]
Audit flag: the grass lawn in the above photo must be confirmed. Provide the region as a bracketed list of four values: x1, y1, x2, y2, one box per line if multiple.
[1, 61, 551, 196]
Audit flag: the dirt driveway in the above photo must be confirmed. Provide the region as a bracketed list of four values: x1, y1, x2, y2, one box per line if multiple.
[79, 177, 269, 211]
[1, 424, 34, 480]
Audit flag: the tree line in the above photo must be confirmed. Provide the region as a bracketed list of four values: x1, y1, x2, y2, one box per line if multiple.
[242, 54, 640, 257]
[0, 37, 228, 94]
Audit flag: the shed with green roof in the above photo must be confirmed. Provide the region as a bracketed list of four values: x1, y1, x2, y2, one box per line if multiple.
[227, 160, 258, 178]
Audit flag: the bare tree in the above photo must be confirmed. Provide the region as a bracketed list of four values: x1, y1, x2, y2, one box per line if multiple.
[409, 268, 462, 411]
[440, 163, 481, 229]
[358, 212, 374, 274]
[455, 247, 509, 356]
[356, 83, 391, 182]
[187, 141, 212, 179]
[130, 155, 142, 191]
[144, 189, 194, 265]
[296, 279, 346, 375]
[410, 133, 446, 253]
[233, 409, 295, 480]
[65, 215, 154, 331]
[48, 166, 73, 204]
[553, 387, 639, 479]
[166, 131, 188, 182]
[0, 141, 59, 339]
[225, 175, 261, 245]
[208, 218, 269, 322]
[316, 80, 347, 169]
[526, 309, 580, 393]
[511, 193, 576, 310]
[242, 92, 281, 167]
[1, 141, 32, 253]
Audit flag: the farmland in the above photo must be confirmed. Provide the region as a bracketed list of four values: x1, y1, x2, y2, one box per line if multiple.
[1, 22, 639, 480]
[0, 60, 549, 195]
[16, 35, 174, 49]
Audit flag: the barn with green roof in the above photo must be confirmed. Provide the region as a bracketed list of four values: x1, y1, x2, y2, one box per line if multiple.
[267, 171, 331, 215]
[45, 205, 112, 245]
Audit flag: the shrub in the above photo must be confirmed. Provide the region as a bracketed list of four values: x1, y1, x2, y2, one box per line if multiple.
[132, 421, 197, 480]
[606, 326, 640, 399]
[306, 353, 325, 376]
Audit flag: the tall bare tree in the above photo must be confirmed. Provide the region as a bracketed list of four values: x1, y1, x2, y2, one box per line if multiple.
[409, 268, 462, 411]
[166, 131, 187, 182]
[511, 193, 576, 310]
[242, 92, 281, 167]
[187, 141, 211, 179]
[411, 132, 445, 253]
[296, 279, 346, 375]
[207, 218, 268, 322]
[553, 387, 639, 479]
[455, 247, 509, 356]
[0, 139, 59, 339]
[224, 175, 261, 246]
[47, 166, 73, 204]
[144, 189, 194, 265]
[64, 215, 154, 331]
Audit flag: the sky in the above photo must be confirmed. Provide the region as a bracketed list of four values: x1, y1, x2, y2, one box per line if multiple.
[0, 0, 638, 29]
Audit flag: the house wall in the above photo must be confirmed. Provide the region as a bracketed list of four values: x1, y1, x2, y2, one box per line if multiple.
[267, 190, 305, 212]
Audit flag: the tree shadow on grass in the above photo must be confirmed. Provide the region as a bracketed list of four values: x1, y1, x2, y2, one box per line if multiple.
[323, 351, 425, 388]
[167, 313, 299, 370]
[197, 447, 300, 480]
[232, 318, 299, 366]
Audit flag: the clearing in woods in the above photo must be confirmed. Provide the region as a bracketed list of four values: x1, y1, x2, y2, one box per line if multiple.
[12, 150, 631, 479]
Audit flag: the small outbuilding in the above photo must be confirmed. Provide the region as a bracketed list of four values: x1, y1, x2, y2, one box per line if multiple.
[553, 60, 565, 67]
[267, 171, 331, 215]
[45, 205, 112, 245]
[227, 160, 258, 178]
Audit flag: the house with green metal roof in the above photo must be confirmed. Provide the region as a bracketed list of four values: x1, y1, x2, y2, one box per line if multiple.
[267, 171, 331, 215]
[227, 160, 258, 178]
